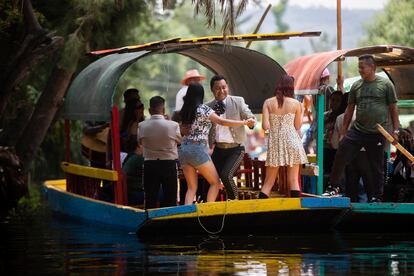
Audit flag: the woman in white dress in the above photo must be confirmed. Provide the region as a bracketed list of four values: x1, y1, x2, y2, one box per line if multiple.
[259, 75, 308, 198]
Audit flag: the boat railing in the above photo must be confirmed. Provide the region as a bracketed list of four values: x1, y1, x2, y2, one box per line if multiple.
[60, 162, 120, 201]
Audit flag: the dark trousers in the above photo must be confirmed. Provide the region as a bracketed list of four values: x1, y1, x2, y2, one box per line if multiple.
[144, 160, 177, 209]
[330, 128, 386, 199]
[345, 151, 371, 202]
[211, 146, 245, 200]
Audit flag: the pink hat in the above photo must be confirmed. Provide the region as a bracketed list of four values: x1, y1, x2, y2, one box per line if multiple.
[181, 69, 205, 85]
[321, 68, 330, 79]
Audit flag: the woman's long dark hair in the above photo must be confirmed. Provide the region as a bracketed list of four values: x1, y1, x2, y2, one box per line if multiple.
[275, 75, 295, 107]
[121, 98, 143, 133]
[179, 83, 204, 125]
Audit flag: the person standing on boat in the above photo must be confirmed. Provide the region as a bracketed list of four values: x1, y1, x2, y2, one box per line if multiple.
[259, 75, 308, 199]
[175, 69, 205, 111]
[324, 55, 399, 202]
[178, 83, 254, 204]
[206, 75, 256, 200]
[119, 88, 141, 126]
[138, 96, 182, 209]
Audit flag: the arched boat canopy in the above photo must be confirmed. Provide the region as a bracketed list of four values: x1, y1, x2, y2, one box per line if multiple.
[284, 45, 414, 98]
[64, 44, 285, 121]
[64, 51, 150, 121]
[64, 32, 324, 121]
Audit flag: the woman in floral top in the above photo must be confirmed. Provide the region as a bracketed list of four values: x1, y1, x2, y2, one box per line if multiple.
[178, 83, 254, 205]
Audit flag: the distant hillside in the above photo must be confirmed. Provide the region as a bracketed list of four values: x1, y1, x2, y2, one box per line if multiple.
[239, 5, 381, 54]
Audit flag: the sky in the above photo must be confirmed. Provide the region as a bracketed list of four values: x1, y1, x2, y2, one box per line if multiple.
[268, 0, 389, 10]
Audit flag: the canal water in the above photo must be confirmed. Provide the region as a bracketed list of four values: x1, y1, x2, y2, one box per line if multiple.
[1, 206, 414, 275]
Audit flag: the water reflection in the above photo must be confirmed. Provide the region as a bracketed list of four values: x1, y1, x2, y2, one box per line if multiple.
[2, 209, 414, 275]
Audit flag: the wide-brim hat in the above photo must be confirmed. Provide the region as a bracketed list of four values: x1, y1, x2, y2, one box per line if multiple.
[181, 69, 205, 85]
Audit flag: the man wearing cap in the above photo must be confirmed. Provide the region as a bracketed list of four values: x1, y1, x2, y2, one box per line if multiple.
[175, 69, 205, 111]
[206, 75, 256, 200]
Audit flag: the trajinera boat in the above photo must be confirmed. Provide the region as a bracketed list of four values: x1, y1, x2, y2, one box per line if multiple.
[43, 33, 414, 234]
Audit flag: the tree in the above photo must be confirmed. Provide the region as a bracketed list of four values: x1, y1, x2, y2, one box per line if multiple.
[0, 0, 259, 212]
[361, 0, 414, 47]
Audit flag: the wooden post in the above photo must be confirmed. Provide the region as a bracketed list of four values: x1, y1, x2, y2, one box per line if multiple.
[111, 106, 125, 205]
[246, 4, 272, 49]
[64, 119, 71, 162]
[336, 0, 343, 87]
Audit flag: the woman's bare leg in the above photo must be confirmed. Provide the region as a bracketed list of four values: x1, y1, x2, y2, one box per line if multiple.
[182, 165, 198, 205]
[196, 161, 221, 202]
[260, 166, 279, 196]
[287, 164, 300, 191]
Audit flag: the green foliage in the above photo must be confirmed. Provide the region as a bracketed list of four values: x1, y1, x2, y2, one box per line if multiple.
[361, 0, 414, 47]
[4, 0, 296, 180]
[16, 182, 42, 214]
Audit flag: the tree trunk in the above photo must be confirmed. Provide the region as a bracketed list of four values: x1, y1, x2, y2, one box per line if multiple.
[16, 66, 74, 171]
[0, 104, 34, 146]
[0, 0, 63, 116]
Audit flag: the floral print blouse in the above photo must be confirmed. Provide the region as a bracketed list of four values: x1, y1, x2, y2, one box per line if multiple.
[185, 104, 214, 142]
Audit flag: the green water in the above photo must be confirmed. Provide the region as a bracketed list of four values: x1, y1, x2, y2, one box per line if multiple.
[1, 206, 414, 275]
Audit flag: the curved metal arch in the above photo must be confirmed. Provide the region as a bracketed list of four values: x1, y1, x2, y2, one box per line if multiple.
[64, 44, 287, 121]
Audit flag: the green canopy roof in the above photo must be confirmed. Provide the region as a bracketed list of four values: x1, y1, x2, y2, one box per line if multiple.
[64, 44, 286, 121]
[64, 51, 150, 121]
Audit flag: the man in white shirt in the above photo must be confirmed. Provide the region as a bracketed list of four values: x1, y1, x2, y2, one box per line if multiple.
[175, 69, 205, 111]
[138, 96, 182, 209]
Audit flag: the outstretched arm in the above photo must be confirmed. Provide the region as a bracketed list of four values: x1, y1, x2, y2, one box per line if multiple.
[209, 112, 253, 127]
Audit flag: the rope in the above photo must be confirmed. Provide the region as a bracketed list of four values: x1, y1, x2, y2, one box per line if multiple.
[196, 199, 229, 235]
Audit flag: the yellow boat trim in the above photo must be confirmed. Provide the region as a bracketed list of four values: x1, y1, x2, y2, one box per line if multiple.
[89, 32, 321, 56]
[60, 162, 118, 181]
[45, 179, 67, 190]
[152, 198, 306, 220]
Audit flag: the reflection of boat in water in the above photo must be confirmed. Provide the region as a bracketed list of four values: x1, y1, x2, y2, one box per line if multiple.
[43, 34, 414, 234]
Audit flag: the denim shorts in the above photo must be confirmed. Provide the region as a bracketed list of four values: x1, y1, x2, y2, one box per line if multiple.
[178, 141, 211, 167]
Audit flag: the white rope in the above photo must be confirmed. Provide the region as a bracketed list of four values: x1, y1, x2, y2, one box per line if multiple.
[196, 199, 229, 235]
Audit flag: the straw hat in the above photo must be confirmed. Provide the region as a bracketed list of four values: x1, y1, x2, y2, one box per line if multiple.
[180, 69, 205, 85]
[321, 68, 330, 79]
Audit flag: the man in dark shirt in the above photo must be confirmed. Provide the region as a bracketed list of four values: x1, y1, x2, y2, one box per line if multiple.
[324, 55, 399, 202]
